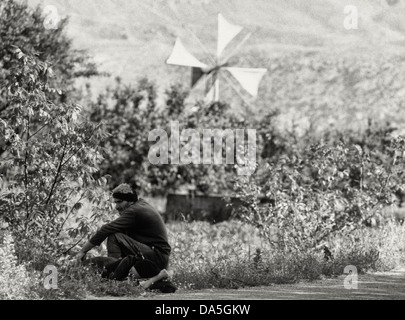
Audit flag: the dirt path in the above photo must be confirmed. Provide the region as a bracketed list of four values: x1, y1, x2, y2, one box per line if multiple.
[87, 266, 405, 300]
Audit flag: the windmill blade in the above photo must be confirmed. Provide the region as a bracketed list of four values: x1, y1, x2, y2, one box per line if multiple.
[224, 67, 267, 97]
[220, 32, 251, 65]
[191, 67, 205, 88]
[204, 72, 219, 102]
[221, 71, 257, 110]
[164, 3, 217, 65]
[217, 13, 243, 58]
[204, 83, 216, 104]
[166, 38, 208, 69]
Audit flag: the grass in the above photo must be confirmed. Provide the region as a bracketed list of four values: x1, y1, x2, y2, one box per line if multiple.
[167, 220, 405, 290]
[1, 219, 404, 299]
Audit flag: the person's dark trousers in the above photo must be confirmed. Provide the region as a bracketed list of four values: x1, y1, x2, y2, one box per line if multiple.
[106, 232, 169, 270]
[82, 256, 118, 272]
[103, 255, 177, 293]
[107, 256, 161, 281]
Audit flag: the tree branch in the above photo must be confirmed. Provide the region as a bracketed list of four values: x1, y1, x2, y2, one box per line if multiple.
[24, 116, 30, 220]
[45, 143, 67, 206]
[59, 234, 87, 256]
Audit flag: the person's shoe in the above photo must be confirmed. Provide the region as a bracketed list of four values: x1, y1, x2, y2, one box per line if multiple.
[148, 279, 177, 293]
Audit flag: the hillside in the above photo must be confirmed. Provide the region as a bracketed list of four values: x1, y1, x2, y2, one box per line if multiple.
[24, 0, 405, 131]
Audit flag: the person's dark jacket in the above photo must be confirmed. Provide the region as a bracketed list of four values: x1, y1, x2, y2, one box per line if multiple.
[89, 199, 171, 256]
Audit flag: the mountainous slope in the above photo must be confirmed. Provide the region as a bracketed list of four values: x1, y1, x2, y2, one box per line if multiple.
[24, 0, 405, 131]
[24, 0, 405, 81]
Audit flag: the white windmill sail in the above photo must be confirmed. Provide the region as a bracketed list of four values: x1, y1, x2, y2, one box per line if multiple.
[225, 67, 267, 97]
[166, 38, 208, 69]
[217, 13, 243, 58]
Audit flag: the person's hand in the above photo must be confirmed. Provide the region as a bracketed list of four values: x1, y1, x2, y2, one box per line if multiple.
[75, 251, 86, 265]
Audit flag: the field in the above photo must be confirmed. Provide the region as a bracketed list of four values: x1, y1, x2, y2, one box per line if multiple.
[1, 219, 404, 299]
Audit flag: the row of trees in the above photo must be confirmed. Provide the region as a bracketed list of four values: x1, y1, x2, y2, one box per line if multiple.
[85, 78, 255, 195]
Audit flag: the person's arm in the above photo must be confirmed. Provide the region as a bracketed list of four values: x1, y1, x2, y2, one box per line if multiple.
[88, 213, 135, 246]
[75, 209, 137, 263]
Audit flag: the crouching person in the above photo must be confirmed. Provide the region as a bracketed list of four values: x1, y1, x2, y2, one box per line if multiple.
[75, 184, 175, 292]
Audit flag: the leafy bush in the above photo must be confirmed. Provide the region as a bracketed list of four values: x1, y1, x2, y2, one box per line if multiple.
[234, 125, 405, 252]
[31, 257, 144, 300]
[87, 78, 252, 196]
[87, 77, 161, 191]
[0, 47, 112, 267]
[0, 1, 111, 268]
[0, 0, 98, 110]
[0, 231, 38, 299]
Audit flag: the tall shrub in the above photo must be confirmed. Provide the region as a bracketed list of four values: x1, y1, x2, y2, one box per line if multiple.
[0, 1, 110, 267]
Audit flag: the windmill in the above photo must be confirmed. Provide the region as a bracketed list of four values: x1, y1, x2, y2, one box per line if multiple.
[166, 13, 267, 103]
